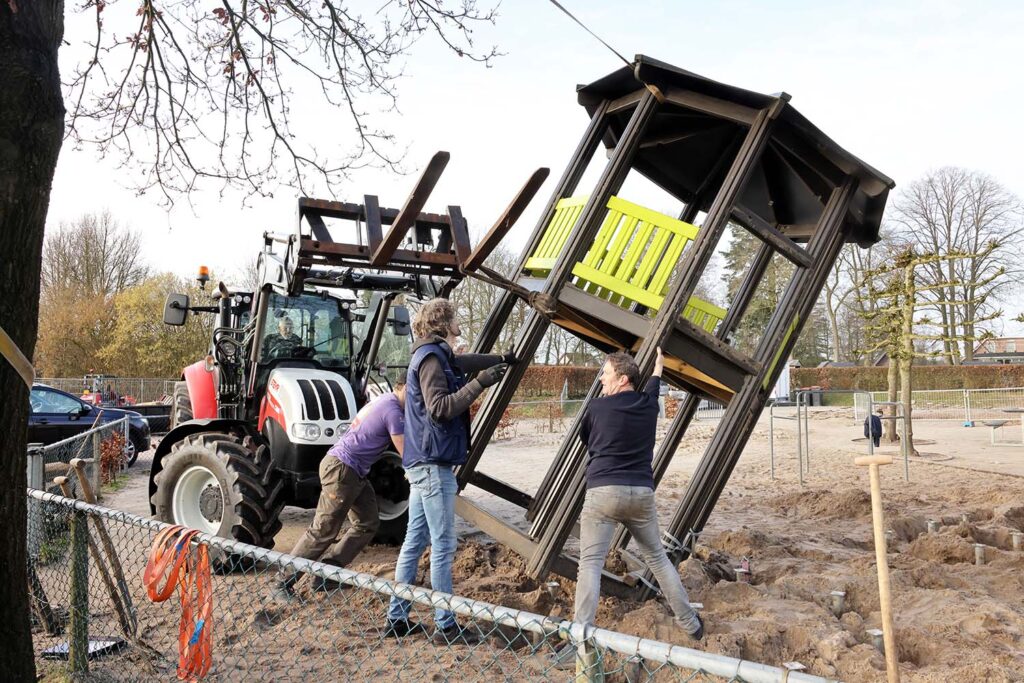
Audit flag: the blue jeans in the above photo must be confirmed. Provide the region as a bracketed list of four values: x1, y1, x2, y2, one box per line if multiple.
[386, 463, 458, 629]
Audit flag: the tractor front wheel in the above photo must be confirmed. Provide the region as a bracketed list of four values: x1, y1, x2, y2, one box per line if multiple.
[151, 432, 284, 554]
[170, 381, 193, 430]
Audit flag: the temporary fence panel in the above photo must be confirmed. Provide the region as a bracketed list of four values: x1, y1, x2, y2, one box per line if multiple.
[854, 387, 1024, 423]
[26, 490, 832, 683]
[37, 378, 176, 405]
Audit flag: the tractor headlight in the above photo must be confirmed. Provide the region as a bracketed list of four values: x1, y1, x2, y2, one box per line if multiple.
[290, 422, 322, 441]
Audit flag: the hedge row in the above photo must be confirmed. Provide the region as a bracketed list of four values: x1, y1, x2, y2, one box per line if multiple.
[792, 364, 1024, 391]
[516, 365, 597, 398]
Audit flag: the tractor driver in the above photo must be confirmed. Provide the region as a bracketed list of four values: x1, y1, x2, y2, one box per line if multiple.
[263, 316, 302, 359]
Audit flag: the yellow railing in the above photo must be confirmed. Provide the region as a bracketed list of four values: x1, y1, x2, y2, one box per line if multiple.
[524, 195, 727, 334]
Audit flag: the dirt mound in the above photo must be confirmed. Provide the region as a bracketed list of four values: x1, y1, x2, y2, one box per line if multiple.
[906, 533, 976, 564]
[769, 488, 872, 519]
[706, 528, 776, 557]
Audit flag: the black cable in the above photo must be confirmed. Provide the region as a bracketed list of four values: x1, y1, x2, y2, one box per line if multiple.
[546, 0, 632, 67]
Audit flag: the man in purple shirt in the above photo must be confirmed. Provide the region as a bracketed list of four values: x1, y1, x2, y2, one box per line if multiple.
[273, 382, 406, 600]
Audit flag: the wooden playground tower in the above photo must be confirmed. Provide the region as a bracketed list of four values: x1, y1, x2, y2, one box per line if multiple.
[452, 55, 895, 598]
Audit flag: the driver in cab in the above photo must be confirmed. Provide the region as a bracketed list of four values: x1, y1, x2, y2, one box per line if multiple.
[263, 316, 302, 359]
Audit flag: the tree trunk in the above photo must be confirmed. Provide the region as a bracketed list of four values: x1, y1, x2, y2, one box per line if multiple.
[1, 3, 65, 680]
[901, 266, 918, 456]
[884, 348, 898, 443]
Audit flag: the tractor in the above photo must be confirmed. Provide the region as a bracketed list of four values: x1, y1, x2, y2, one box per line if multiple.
[149, 152, 550, 555]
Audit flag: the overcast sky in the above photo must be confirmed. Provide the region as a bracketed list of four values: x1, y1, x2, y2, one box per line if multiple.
[49, 0, 1024, 331]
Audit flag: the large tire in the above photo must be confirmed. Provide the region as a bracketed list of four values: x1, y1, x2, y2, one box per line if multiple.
[151, 432, 284, 557]
[170, 381, 193, 430]
[367, 451, 409, 545]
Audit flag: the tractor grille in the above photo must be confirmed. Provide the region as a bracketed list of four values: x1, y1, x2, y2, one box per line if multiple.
[296, 379, 350, 421]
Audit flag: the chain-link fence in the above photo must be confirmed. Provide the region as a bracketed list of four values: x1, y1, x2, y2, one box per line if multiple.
[37, 377, 176, 405]
[26, 489, 830, 683]
[29, 417, 130, 497]
[854, 386, 1024, 422]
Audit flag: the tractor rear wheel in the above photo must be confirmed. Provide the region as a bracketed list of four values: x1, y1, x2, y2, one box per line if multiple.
[170, 381, 192, 430]
[367, 451, 409, 545]
[151, 432, 284, 558]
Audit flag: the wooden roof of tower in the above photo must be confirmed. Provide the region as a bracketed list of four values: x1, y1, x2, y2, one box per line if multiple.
[576, 55, 895, 247]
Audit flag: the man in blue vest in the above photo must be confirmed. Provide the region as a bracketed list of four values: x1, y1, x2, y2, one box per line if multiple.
[384, 298, 515, 644]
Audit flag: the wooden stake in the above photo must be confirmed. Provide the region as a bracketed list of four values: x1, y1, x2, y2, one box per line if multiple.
[855, 454, 900, 683]
[71, 458, 137, 636]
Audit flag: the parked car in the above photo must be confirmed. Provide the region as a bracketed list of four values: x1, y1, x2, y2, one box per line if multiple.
[28, 384, 151, 467]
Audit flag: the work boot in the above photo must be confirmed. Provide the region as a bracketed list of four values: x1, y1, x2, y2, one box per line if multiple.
[432, 622, 485, 646]
[384, 618, 428, 639]
[687, 614, 704, 642]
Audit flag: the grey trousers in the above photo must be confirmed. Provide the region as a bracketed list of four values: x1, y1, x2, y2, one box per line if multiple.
[283, 455, 379, 582]
[574, 485, 700, 634]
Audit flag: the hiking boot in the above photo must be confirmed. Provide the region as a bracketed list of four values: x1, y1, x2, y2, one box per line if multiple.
[384, 618, 428, 639]
[432, 622, 484, 646]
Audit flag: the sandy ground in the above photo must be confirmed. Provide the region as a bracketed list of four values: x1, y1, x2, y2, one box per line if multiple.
[92, 408, 1024, 681]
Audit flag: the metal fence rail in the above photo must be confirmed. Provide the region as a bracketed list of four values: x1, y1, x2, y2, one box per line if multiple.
[853, 387, 1024, 422]
[26, 490, 832, 683]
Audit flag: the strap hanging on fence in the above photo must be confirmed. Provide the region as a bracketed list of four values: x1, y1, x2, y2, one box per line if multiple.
[0, 323, 34, 388]
[144, 525, 214, 681]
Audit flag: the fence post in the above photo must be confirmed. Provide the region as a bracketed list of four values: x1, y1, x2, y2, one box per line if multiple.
[963, 389, 973, 425]
[26, 445, 43, 558]
[91, 429, 103, 495]
[69, 502, 90, 674]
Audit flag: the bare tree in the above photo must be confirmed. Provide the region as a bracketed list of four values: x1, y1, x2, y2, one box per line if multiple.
[42, 211, 149, 296]
[889, 168, 1023, 364]
[64, 1, 498, 202]
[1, 3, 498, 676]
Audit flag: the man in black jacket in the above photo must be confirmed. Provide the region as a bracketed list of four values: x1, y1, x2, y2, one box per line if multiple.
[864, 408, 883, 448]
[561, 348, 702, 662]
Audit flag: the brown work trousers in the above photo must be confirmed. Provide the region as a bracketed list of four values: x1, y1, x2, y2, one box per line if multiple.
[286, 454, 379, 573]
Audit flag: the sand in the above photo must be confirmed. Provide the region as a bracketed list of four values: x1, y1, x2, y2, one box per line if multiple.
[88, 408, 1024, 681]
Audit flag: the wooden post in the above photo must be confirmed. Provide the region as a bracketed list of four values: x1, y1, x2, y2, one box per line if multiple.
[855, 453, 900, 683]
[56, 476, 90, 674]
[71, 458, 137, 636]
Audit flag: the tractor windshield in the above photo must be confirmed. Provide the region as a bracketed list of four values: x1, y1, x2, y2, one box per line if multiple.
[261, 291, 353, 367]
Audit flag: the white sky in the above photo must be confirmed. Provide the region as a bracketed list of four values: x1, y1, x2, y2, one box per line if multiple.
[49, 0, 1024, 332]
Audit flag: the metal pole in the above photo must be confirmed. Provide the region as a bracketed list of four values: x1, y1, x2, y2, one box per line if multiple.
[867, 394, 874, 455]
[796, 392, 804, 486]
[769, 406, 775, 480]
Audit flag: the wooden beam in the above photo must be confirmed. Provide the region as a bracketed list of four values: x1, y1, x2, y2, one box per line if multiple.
[370, 151, 450, 266]
[464, 168, 550, 272]
[730, 205, 813, 268]
[363, 194, 383, 252]
[446, 205, 473, 265]
[468, 472, 534, 510]
[662, 87, 759, 126]
[305, 212, 332, 242]
[606, 88, 645, 115]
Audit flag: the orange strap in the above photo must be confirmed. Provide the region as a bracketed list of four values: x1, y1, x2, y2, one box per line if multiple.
[144, 525, 214, 681]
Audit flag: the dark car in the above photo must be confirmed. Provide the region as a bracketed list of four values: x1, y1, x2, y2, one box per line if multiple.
[28, 384, 151, 467]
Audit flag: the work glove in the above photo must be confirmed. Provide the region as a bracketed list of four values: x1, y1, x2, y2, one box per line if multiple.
[502, 348, 519, 365]
[477, 363, 509, 388]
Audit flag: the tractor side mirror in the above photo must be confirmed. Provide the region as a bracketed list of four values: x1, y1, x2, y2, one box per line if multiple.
[164, 293, 190, 326]
[389, 305, 411, 336]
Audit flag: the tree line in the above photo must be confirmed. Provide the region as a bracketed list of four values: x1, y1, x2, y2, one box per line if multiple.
[724, 167, 1023, 368]
[36, 212, 214, 379]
